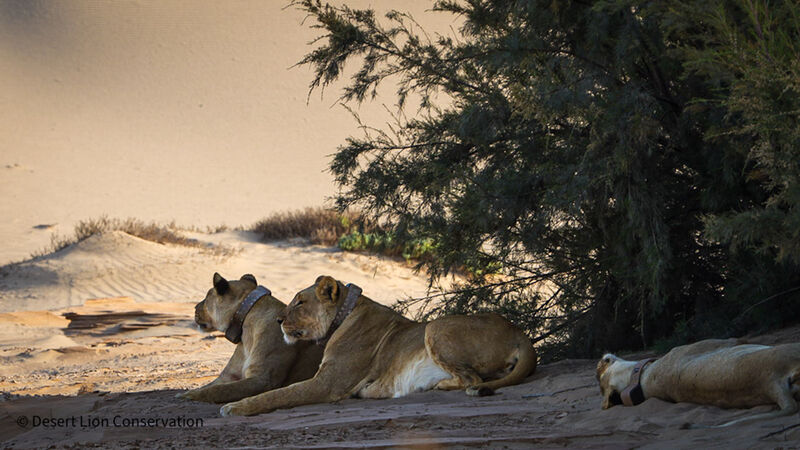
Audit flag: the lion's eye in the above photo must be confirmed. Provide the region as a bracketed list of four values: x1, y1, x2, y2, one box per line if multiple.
[295, 301, 304, 307]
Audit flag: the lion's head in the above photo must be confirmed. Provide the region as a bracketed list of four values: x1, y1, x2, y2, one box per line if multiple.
[278, 275, 344, 344]
[195, 272, 258, 333]
[596, 353, 625, 409]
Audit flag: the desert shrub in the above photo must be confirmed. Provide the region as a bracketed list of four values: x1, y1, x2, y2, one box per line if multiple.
[296, 0, 800, 360]
[250, 207, 439, 261]
[249, 207, 367, 245]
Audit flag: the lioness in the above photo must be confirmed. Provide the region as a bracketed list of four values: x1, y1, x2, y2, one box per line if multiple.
[596, 338, 800, 427]
[176, 273, 323, 403]
[219, 275, 537, 416]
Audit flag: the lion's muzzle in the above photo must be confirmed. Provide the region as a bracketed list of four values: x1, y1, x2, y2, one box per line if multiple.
[194, 301, 214, 332]
[280, 324, 306, 344]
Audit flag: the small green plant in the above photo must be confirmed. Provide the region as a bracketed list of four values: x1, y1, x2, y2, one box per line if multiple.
[251, 207, 438, 262]
[402, 238, 436, 261]
[337, 230, 436, 262]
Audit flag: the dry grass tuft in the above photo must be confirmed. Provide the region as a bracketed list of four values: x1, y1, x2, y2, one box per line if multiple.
[75, 217, 197, 247]
[249, 207, 369, 245]
[32, 217, 233, 258]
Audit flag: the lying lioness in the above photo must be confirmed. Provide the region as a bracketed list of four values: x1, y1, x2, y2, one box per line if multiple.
[219, 275, 537, 416]
[597, 338, 800, 427]
[176, 273, 323, 403]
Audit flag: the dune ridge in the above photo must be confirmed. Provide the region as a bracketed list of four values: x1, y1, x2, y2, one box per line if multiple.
[0, 229, 449, 313]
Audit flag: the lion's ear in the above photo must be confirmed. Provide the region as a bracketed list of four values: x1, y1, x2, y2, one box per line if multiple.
[315, 276, 339, 304]
[240, 274, 257, 285]
[213, 272, 230, 295]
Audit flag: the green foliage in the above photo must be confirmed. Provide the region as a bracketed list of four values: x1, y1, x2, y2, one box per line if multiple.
[337, 230, 436, 261]
[250, 207, 438, 261]
[688, 1, 800, 263]
[297, 0, 800, 360]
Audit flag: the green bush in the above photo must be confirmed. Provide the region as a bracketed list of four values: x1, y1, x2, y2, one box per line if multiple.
[250, 207, 438, 262]
[337, 230, 436, 262]
[297, 0, 800, 361]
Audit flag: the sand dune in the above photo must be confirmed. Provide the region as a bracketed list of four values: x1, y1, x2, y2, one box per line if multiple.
[0, 229, 449, 313]
[0, 296, 227, 399]
[0, 0, 456, 265]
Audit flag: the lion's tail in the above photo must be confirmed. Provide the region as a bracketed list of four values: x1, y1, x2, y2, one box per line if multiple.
[466, 335, 537, 397]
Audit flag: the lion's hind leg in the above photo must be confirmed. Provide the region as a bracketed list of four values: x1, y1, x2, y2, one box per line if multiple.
[433, 365, 483, 391]
[424, 330, 483, 391]
[464, 339, 537, 397]
[687, 377, 800, 429]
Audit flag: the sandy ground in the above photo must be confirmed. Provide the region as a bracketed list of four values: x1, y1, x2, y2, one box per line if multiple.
[1, 292, 799, 448]
[3, 1, 800, 448]
[1, 231, 799, 448]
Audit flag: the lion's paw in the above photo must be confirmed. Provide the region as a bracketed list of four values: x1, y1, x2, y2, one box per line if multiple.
[220, 402, 241, 417]
[465, 386, 495, 397]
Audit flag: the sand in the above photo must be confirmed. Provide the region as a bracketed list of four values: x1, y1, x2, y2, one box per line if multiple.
[0, 230, 799, 448]
[0, 0, 456, 266]
[3, 1, 800, 448]
[2, 294, 799, 448]
[0, 229, 448, 313]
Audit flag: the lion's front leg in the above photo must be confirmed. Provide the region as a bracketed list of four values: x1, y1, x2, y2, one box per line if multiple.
[220, 357, 363, 417]
[220, 375, 341, 416]
[179, 376, 272, 403]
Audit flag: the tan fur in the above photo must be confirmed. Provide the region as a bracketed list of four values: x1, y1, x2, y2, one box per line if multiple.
[596, 338, 800, 427]
[219, 275, 537, 416]
[176, 273, 323, 404]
